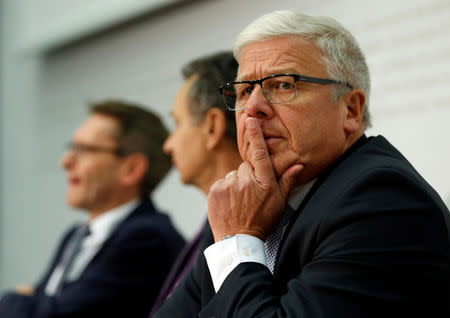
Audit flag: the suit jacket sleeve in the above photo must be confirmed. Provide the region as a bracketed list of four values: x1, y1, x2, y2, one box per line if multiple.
[0, 292, 35, 318]
[198, 168, 450, 317]
[0, 227, 77, 318]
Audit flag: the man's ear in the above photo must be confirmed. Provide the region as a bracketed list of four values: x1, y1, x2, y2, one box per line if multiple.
[343, 89, 366, 136]
[119, 153, 149, 187]
[202, 108, 227, 151]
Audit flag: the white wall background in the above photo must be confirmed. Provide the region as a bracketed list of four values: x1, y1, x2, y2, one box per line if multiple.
[1, 0, 449, 290]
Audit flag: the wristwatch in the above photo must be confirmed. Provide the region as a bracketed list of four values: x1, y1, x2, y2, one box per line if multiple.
[220, 234, 234, 241]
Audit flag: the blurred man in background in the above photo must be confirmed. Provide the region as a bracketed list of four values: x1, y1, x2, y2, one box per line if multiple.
[0, 100, 185, 318]
[149, 51, 241, 316]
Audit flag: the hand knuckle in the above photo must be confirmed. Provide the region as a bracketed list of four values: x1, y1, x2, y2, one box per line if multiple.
[209, 180, 222, 193]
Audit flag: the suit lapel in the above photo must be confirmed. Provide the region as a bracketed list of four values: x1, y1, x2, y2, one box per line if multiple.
[272, 135, 369, 279]
[70, 200, 153, 280]
[273, 178, 323, 279]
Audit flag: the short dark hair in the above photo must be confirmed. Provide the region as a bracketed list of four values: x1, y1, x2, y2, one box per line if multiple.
[182, 51, 238, 143]
[90, 100, 171, 198]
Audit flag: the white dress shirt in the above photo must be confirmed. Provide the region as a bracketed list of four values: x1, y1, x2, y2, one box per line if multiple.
[45, 199, 139, 296]
[204, 180, 316, 292]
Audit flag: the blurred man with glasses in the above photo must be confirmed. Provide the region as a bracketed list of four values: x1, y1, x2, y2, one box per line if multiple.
[0, 100, 185, 318]
[155, 10, 450, 317]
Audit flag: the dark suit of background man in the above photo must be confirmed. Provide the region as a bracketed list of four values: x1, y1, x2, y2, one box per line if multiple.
[0, 100, 185, 318]
[155, 10, 450, 318]
[149, 51, 241, 316]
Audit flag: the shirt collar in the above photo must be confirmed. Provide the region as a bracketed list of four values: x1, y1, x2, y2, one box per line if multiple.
[86, 199, 139, 245]
[287, 178, 317, 211]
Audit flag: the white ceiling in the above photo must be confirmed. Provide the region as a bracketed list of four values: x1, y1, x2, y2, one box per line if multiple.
[14, 0, 185, 53]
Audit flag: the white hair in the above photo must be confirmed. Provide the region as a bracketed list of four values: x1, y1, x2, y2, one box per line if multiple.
[234, 10, 371, 128]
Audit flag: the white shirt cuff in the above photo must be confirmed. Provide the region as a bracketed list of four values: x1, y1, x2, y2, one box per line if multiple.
[204, 234, 267, 292]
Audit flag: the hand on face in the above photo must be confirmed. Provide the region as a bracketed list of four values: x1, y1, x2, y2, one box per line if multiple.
[207, 117, 303, 242]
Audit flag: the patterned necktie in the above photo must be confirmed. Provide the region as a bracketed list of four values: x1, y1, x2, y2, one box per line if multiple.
[264, 205, 295, 274]
[45, 223, 91, 296]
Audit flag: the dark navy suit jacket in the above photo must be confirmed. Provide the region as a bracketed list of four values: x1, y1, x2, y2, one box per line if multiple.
[148, 219, 208, 317]
[155, 135, 450, 318]
[0, 198, 185, 318]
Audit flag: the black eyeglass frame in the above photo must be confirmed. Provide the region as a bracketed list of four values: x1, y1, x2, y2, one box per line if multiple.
[218, 73, 353, 111]
[65, 142, 127, 157]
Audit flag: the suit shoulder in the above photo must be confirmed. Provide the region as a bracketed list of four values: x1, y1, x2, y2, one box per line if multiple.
[308, 135, 449, 246]
[325, 135, 444, 205]
[125, 206, 179, 233]
[113, 203, 185, 248]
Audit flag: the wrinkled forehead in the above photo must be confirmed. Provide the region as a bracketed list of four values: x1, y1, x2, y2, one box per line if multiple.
[236, 36, 326, 81]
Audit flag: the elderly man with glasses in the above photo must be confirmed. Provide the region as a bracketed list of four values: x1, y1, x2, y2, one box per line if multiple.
[154, 10, 450, 318]
[0, 100, 185, 318]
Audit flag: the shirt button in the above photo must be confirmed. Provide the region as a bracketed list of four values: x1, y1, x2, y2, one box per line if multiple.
[241, 248, 249, 256]
[225, 256, 233, 265]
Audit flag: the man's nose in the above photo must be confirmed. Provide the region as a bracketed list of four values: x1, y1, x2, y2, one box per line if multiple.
[162, 134, 173, 155]
[244, 85, 275, 119]
[60, 151, 74, 169]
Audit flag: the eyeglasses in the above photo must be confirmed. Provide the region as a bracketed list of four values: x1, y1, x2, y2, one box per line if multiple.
[218, 73, 353, 111]
[65, 142, 125, 157]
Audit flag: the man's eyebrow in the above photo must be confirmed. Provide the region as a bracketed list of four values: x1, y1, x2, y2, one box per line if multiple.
[236, 69, 298, 82]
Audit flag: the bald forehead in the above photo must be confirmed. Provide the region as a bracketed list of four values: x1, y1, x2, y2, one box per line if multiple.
[237, 36, 326, 81]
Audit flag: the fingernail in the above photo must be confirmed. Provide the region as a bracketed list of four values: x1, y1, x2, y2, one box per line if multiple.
[246, 118, 257, 129]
